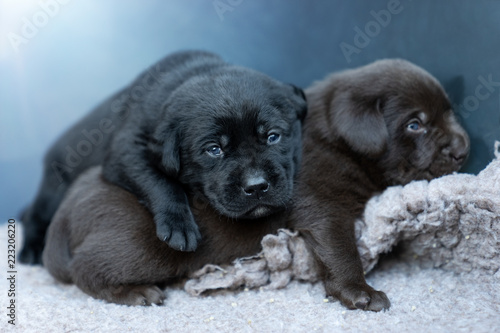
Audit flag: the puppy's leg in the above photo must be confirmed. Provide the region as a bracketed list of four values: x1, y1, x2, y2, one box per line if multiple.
[299, 218, 390, 312]
[103, 127, 201, 252]
[69, 237, 166, 306]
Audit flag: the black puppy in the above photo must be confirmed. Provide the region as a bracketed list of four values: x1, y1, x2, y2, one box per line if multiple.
[43, 166, 287, 305]
[21, 51, 307, 263]
[291, 59, 470, 311]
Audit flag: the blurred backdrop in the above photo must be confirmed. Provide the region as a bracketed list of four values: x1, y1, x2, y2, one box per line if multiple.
[1, 0, 499, 221]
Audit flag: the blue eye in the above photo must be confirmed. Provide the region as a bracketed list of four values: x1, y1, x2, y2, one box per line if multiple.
[267, 133, 281, 144]
[206, 145, 223, 157]
[407, 121, 421, 132]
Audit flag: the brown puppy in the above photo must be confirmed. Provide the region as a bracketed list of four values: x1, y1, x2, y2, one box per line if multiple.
[43, 166, 286, 306]
[290, 59, 469, 311]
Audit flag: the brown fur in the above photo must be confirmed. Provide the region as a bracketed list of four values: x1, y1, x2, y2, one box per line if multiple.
[43, 166, 286, 306]
[289, 59, 469, 311]
[43, 59, 469, 311]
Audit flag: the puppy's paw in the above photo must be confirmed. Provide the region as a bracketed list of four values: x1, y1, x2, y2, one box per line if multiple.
[114, 285, 166, 306]
[328, 282, 390, 312]
[155, 209, 202, 252]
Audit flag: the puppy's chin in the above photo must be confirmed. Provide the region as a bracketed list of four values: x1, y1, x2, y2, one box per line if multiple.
[388, 163, 462, 186]
[241, 205, 284, 219]
[214, 203, 285, 220]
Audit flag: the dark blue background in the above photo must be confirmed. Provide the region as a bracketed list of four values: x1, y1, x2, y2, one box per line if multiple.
[1, 0, 499, 221]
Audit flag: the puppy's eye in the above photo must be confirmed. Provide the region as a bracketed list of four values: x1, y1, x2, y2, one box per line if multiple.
[267, 133, 281, 145]
[406, 120, 423, 132]
[407, 122, 420, 131]
[206, 145, 223, 157]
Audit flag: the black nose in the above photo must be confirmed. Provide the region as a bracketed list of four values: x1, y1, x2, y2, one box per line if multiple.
[449, 135, 470, 165]
[451, 149, 468, 164]
[243, 176, 270, 196]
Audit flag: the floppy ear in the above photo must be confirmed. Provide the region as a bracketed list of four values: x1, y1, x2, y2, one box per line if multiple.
[287, 84, 308, 122]
[331, 95, 388, 156]
[161, 127, 181, 177]
[150, 121, 181, 177]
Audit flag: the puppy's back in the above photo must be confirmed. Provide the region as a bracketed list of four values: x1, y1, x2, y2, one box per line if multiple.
[42, 166, 151, 284]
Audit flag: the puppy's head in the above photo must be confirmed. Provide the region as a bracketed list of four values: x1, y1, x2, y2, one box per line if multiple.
[307, 59, 469, 185]
[153, 67, 307, 219]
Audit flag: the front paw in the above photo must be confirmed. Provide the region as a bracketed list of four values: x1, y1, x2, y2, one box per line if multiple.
[326, 281, 390, 312]
[155, 208, 202, 252]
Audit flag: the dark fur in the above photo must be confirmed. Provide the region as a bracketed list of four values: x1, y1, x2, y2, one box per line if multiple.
[289, 59, 469, 311]
[21, 50, 307, 264]
[43, 166, 287, 305]
[42, 59, 469, 311]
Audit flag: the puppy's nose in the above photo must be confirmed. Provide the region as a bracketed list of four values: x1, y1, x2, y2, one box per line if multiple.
[243, 176, 270, 196]
[449, 135, 470, 165]
[451, 147, 468, 164]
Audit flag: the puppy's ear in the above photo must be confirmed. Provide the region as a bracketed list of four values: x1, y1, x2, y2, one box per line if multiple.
[288, 84, 308, 122]
[150, 121, 181, 177]
[331, 96, 388, 156]
[162, 127, 181, 177]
